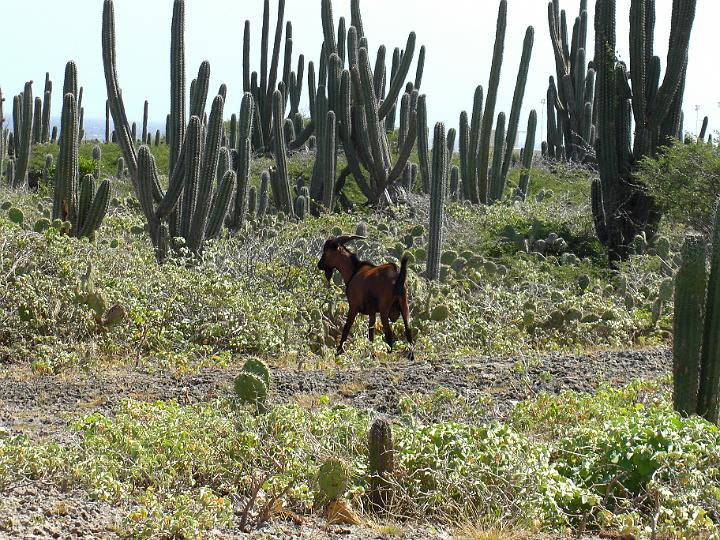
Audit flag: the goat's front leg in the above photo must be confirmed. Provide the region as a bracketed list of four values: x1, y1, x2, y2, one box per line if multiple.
[380, 313, 395, 350]
[368, 313, 376, 342]
[337, 307, 359, 355]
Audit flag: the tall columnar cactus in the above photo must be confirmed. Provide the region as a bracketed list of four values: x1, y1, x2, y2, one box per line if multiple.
[368, 417, 394, 512]
[41, 84, 52, 144]
[347, 41, 418, 205]
[516, 110, 538, 201]
[32, 97, 42, 144]
[11, 82, 33, 189]
[52, 92, 111, 239]
[674, 203, 720, 426]
[416, 95, 430, 195]
[270, 89, 295, 217]
[426, 122, 447, 281]
[322, 110, 337, 212]
[674, 235, 707, 418]
[241, 0, 296, 150]
[499, 26, 534, 184]
[103, 0, 239, 260]
[142, 100, 149, 143]
[459, 3, 533, 205]
[230, 94, 255, 230]
[593, 0, 697, 262]
[475, 1, 506, 205]
[546, 0, 597, 161]
[488, 112, 507, 203]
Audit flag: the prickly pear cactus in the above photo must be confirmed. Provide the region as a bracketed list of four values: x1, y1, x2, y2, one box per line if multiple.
[233, 372, 268, 413]
[318, 457, 349, 502]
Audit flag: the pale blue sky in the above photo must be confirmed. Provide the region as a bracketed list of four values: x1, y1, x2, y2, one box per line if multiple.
[1, 0, 718, 139]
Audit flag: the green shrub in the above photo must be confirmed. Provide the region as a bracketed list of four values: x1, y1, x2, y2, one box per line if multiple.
[637, 141, 720, 235]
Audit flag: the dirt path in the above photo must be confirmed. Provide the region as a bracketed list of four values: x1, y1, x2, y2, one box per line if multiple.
[0, 347, 670, 445]
[0, 347, 670, 539]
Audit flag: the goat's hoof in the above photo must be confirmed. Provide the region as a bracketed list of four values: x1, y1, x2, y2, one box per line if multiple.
[406, 350, 415, 361]
[335, 347, 345, 356]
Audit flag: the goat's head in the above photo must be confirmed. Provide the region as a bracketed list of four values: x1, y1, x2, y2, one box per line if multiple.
[317, 235, 365, 282]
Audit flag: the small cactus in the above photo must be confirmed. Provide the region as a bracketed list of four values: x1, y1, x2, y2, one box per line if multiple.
[318, 458, 349, 502]
[233, 372, 268, 413]
[241, 358, 270, 388]
[8, 207, 24, 225]
[368, 417, 394, 512]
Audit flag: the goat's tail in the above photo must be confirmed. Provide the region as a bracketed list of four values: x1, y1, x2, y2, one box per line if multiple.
[394, 255, 410, 295]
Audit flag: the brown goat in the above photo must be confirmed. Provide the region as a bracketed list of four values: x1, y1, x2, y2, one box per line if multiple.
[317, 235, 413, 357]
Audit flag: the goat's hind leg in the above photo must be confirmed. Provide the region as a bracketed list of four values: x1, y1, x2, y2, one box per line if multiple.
[380, 313, 395, 350]
[337, 307, 359, 355]
[400, 296, 415, 360]
[368, 312, 376, 342]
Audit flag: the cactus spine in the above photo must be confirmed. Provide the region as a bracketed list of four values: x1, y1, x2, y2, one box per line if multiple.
[426, 123, 447, 281]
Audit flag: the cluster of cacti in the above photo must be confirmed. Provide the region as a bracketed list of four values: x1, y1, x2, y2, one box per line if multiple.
[545, 0, 596, 162]
[103, 0, 255, 260]
[233, 357, 270, 413]
[593, 0, 697, 262]
[674, 203, 720, 426]
[457, 3, 534, 205]
[269, 89, 295, 216]
[52, 62, 111, 240]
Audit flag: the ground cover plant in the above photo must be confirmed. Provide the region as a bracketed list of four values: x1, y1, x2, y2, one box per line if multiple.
[1, 0, 718, 538]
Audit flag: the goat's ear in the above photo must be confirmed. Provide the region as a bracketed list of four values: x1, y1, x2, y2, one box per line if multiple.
[336, 235, 366, 245]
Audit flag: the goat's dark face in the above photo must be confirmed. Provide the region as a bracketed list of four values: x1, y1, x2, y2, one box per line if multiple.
[317, 239, 339, 282]
[316, 235, 365, 282]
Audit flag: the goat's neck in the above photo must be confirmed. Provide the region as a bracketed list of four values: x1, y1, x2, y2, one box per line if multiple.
[335, 252, 361, 285]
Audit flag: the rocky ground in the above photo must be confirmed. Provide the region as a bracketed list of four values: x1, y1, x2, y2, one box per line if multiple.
[0, 347, 671, 539]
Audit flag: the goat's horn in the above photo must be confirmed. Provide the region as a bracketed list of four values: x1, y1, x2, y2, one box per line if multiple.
[336, 235, 366, 245]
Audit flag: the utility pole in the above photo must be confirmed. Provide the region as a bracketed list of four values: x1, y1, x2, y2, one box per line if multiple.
[695, 105, 701, 136]
[540, 98, 546, 143]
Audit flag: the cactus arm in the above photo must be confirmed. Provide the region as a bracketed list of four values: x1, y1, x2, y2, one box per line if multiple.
[79, 179, 111, 239]
[377, 32, 415, 120]
[188, 95, 225, 252]
[387, 109, 417, 185]
[102, 1, 138, 187]
[205, 170, 236, 240]
[501, 26, 534, 183]
[647, 0, 696, 127]
[322, 110, 337, 211]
